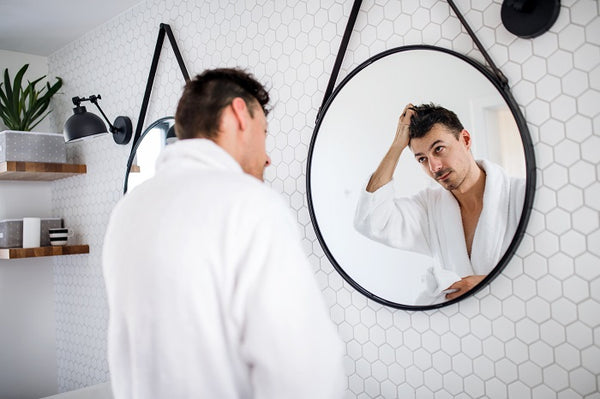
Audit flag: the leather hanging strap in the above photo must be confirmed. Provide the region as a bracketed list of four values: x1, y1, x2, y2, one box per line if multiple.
[131, 23, 190, 149]
[317, 0, 509, 124]
[446, 0, 508, 87]
[316, 0, 363, 123]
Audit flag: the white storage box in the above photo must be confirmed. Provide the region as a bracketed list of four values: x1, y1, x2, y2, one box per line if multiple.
[0, 130, 66, 163]
[0, 218, 63, 248]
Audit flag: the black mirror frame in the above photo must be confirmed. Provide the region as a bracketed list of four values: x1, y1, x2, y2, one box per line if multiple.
[306, 45, 536, 311]
[123, 116, 175, 194]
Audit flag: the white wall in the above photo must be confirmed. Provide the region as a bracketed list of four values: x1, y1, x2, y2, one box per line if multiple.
[0, 49, 58, 398]
[0, 259, 58, 399]
[42, 0, 600, 396]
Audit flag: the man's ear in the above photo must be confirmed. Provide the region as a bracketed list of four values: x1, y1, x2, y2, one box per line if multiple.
[460, 129, 472, 150]
[230, 97, 248, 131]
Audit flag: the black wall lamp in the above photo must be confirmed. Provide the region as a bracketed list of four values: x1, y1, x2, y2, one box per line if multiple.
[63, 95, 133, 145]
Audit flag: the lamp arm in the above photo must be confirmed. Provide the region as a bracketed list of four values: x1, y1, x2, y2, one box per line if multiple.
[88, 95, 117, 132]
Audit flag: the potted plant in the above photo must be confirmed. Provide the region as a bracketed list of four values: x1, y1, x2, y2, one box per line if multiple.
[0, 64, 67, 164]
[0, 64, 62, 131]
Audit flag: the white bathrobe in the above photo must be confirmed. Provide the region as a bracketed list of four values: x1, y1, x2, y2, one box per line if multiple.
[103, 139, 345, 399]
[354, 160, 525, 301]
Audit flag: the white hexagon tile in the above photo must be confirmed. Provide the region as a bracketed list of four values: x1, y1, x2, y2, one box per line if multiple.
[47, 0, 599, 396]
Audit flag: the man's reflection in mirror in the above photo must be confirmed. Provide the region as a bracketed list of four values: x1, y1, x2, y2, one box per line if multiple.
[354, 103, 525, 304]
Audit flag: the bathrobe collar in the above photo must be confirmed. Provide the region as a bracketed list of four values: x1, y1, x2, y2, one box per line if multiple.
[156, 138, 243, 174]
[436, 159, 512, 276]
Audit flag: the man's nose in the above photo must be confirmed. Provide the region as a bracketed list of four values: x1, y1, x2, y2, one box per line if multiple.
[265, 155, 271, 167]
[429, 157, 442, 173]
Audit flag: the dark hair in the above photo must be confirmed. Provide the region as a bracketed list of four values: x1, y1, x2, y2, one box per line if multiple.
[409, 103, 464, 143]
[175, 68, 270, 140]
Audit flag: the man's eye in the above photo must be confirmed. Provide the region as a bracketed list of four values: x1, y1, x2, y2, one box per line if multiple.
[417, 157, 426, 163]
[435, 146, 444, 153]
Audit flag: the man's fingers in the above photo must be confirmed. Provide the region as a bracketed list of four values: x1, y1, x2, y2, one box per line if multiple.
[444, 279, 466, 299]
[446, 291, 461, 300]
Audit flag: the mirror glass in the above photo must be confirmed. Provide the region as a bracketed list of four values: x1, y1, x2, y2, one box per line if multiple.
[308, 46, 533, 309]
[124, 116, 176, 193]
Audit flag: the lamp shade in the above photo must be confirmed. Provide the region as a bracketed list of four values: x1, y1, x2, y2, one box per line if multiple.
[63, 105, 108, 142]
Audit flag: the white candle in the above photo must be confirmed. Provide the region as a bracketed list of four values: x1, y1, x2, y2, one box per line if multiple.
[22, 217, 41, 248]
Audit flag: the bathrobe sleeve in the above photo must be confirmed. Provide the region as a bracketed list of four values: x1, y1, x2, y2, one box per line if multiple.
[354, 180, 433, 256]
[231, 190, 345, 399]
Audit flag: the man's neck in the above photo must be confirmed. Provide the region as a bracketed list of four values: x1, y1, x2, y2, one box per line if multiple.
[452, 163, 486, 210]
[453, 163, 486, 258]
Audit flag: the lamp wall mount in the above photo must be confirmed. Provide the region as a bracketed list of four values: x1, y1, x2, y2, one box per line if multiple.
[501, 0, 561, 39]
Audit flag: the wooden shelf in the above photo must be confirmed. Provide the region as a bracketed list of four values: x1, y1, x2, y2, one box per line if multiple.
[0, 245, 89, 259]
[0, 161, 87, 181]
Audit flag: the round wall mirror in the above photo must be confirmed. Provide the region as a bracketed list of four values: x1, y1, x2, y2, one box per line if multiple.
[307, 45, 535, 310]
[124, 116, 176, 193]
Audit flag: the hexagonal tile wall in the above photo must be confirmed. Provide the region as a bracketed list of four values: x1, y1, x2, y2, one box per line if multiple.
[47, 0, 599, 395]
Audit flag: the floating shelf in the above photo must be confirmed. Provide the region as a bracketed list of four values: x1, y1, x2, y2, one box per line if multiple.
[0, 161, 87, 181]
[0, 245, 90, 259]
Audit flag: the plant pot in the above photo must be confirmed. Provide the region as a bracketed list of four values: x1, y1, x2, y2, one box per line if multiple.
[0, 130, 66, 163]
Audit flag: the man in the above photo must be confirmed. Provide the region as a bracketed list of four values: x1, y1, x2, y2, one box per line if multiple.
[354, 103, 525, 301]
[103, 68, 345, 398]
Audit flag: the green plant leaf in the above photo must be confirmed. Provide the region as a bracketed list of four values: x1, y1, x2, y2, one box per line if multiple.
[0, 85, 8, 109]
[29, 111, 51, 130]
[9, 65, 29, 120]
[1, 66, 27, 129]
[2, 67, 16, 106]
[0, 64, 62, 131]
[26, 78, 62, 130]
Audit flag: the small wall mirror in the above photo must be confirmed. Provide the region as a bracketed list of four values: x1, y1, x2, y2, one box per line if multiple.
[307, 45, 535, 310]
[124, 116, 176, 193]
